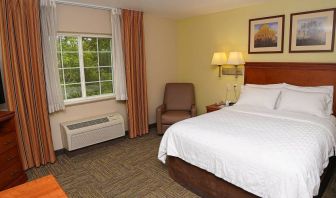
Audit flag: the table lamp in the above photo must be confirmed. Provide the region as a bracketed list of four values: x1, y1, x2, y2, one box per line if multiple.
[211, 52, 227, 77]
[227, 52, 245, 78]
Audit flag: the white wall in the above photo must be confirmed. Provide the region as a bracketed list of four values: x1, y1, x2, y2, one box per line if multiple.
[50, 5, 178, 150]
[144, 14, 178, 124]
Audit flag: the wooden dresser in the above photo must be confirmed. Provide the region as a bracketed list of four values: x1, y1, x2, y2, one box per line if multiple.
[0, 111, 27, 190]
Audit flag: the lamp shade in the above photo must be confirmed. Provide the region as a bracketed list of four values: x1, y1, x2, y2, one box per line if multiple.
[227, 52, 245, 65]
[211, 52, 227, 65]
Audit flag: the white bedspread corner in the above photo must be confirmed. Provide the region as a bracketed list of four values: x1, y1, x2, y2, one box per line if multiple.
[158, 106, 336, 198]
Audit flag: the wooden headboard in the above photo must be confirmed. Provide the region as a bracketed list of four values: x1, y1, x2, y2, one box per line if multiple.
[244, 62, 336, 114]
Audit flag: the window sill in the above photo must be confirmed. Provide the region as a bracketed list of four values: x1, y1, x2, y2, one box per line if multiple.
[64, 94, 116, 107]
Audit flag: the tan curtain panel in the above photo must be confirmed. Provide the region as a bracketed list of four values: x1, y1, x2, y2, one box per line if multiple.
[0, 0, 56, 169]
[122, 9, 149, 138]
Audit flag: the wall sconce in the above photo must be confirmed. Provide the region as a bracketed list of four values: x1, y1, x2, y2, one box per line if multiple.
[226, 52, 245, 78]
[211, 52, 227, 77]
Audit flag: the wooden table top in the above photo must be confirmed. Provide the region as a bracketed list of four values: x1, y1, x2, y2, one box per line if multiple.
[0, 175, 67, 198]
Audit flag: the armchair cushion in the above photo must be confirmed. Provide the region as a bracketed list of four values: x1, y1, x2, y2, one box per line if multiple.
[164, 83, 195, 111]
[161, 111, 192, 125]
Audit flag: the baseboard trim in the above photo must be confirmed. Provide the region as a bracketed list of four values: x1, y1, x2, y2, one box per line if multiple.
[149, 123, 156, 129]
[55, 148, 65, 156]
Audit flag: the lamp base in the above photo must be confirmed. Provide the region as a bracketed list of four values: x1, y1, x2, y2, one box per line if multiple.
[234, 65, 238, 78]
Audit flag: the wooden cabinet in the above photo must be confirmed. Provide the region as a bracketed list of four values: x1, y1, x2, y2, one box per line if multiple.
[0, 111, 27, 191]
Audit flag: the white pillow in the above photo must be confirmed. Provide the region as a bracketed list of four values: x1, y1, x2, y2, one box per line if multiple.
[277, 89, 328, 117]
[236, 86, 281, 109]
[285, 83, 333, 115]
[246, 83, 285, 108]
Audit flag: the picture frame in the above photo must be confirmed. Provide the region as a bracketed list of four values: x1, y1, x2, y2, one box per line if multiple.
[248, 15, 285, 54]
[289, 8, 336, 53]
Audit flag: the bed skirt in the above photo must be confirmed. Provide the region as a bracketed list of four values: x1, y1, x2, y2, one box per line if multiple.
[167, 156, 336, 198]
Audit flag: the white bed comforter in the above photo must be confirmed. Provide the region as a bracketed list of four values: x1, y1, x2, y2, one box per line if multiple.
[158, 105, 336, 198]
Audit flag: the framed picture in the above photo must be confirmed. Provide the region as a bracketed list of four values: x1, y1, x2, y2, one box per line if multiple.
[248, 15, 285, 54]
[289, 8, 335, 53]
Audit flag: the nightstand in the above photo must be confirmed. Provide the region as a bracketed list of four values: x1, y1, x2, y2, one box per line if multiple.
[206, 103, 235, 113]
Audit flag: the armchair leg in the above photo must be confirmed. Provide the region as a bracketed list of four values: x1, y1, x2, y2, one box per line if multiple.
[157, 123, 163, 135]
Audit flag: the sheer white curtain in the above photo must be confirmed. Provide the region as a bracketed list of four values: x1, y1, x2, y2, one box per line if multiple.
[111, 8, 127, 100]
[40, 0, 65, 113]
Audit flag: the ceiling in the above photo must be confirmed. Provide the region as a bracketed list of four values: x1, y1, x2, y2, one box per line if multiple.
[58, 0, 270, 19]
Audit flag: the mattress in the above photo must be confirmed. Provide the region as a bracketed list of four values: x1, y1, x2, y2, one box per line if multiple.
[158, 105, 336, 198]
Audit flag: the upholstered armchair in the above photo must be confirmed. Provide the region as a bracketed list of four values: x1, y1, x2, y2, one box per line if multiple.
[156, 83, 196, 134]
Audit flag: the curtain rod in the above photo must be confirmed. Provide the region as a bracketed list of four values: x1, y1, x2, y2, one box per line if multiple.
[55, 0, 113, 11]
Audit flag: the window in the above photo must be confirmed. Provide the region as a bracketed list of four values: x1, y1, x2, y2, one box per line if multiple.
[57, 35, 113, 102]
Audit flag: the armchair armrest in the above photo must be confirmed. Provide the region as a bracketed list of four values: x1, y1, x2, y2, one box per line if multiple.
[156, 104, 166, 134]
[156, 104, 166, 115]
[191, 104, 197, 117]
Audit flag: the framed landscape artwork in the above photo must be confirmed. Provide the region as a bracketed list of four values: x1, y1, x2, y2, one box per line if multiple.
[289, 8, 335, 53]
[249, 15, 285, 54]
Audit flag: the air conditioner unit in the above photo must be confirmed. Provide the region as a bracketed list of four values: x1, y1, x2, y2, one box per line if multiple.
[60, 113, 125, 151]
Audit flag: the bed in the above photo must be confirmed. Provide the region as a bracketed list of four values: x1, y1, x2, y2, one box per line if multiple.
[158, 62, 336, 198]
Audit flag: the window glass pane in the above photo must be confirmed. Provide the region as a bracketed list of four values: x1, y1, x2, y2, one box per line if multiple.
[66, 84, 82, 99]
[57, 37, 61, 52]
[82, 37, 97, 51]
[101, 81, 113, 94]
[64, 68, 80, 84]
[99, 52, 111, 66]
[61, 85, 65, 99]
[83, 52, 98, 67]
[60, 36, 78, 51]
[62, 52, 79, 68]
[100, 67, 112, 81]
[84, 68, 99, 82]
[57, 34, 114, 101]
[86, 82, 100, 96]
[98, 38, 111, 51]
[59, 69, 64, 84]
[57, 52, 62, 68]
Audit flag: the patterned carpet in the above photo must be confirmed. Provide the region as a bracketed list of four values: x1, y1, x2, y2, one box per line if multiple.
[27, 129, 336, 198]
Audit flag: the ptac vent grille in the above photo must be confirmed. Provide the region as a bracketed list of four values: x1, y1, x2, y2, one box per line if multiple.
[67, 117, 109, 130]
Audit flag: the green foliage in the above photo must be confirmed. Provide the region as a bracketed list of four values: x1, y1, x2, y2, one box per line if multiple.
[63, 53, 79, 68]
[100, 67, 112, 80]
[98, 38, 111, 51]
[64, 69, 80, 84]
[59, 69, 64, 84]
[83, 52, 98, 67]
[101, 81, 113, 94]
[82, 37, 97, 51]
[57, 35, 113, 100]
[57, 53, 62, 68]
[61, 36, 78, 51]
[99, 52, 111, 66]
[66, 84, 82, 99]
[86, 82, 100, 96]
[85, 68, 99, 82]
[57, 38, 61, 52]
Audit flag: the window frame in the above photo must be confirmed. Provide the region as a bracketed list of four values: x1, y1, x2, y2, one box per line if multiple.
[57, 33, 115, 105]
